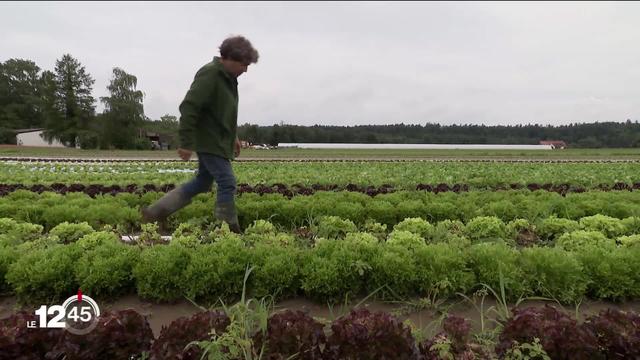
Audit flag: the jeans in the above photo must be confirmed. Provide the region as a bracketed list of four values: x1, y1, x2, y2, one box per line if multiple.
[181, 152, 237, 204]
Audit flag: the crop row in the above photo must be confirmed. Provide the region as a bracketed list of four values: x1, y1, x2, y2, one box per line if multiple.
[1, 215, 640, 304]
[4, 181, 640, 198]
[4, 155, 640, 162]
[2, 161, 639, 188]
[4, 211, 640, 251]
[3, 305, 639, 360]
[1, 189, 640, 231]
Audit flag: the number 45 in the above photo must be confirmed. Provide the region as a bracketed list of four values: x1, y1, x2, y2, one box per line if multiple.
[68, 306, 93, 322]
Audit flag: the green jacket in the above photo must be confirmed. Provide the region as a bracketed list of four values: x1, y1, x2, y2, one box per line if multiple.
[179, 57, 238, 160]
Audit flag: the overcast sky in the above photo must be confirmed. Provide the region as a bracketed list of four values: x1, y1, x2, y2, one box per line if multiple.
[2, 1, 639, 126]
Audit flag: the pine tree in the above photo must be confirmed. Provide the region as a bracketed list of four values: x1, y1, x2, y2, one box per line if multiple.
[43, 54, 96, 148]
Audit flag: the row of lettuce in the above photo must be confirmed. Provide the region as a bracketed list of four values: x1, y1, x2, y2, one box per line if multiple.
[2, 189, 640, 231]
[3, 181, 640, 200]
[1, 215, 639, 304]
[8, 206, 640, 250]
[2, 160, 640, 188]
[3, 305, 639, 359]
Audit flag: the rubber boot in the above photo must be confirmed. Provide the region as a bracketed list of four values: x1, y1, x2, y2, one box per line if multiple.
[141, 187, 192, 228]
[215, 201, 242, 234]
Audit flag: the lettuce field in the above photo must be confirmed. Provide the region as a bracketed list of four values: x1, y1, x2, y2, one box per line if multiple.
[1, 155, 640, 359]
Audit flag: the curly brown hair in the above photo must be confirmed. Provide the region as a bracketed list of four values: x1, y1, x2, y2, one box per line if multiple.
[219, 36, 259, 64]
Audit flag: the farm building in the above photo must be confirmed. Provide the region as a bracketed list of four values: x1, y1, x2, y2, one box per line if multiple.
[14, 128, 68, 148]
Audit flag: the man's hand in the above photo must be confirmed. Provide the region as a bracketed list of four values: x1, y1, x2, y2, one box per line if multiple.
[234, 138, 241, 157]
[177, 148, 193, 161]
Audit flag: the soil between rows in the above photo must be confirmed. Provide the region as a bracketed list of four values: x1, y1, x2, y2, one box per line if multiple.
[2, 295, 639, 338]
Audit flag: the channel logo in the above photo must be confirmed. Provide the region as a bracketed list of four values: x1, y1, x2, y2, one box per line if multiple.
[26, 289, 100, 335]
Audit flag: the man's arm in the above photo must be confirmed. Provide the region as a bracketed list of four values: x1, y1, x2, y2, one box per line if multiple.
[178, 65, 216, 153]
[234, 137, 241, 157]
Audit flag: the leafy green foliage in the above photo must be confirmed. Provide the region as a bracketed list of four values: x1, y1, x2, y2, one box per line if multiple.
[0, 217, 43, 246]
[245, 231, 297, 247]
[617, 234, 640, 247]
[555, 230, 614, 252]
[206, 222, 243, 244]
[42, 205, 86, 229]
[14, 234, 60, 254]
[431, 219, 467, 244]
[361, 219, 388, 241]
[365, 200, 397, 226]
[579, 214, 627, 238]
[0, 244, 18, 294]
[393, 217, 434, 240]
[48, 221, 94, 244]
[250, 244, 301, 299]
[519, 247, 587, 303]
[312, 216, 357, 239]
[189, 267, 273, 360]
[76, 243, 139, 298]
[343, 232, 379, 246]
[435, 219, 466, 235]
[506, 218, 539, 247]
[181, 244, 229, 302]
[39, 200, 139, 230]
[301, 239, 378, 301]
[182, 241, 250, 302]
[621, 216, 640, 235]
[245, 219, 277, 235]
[136, 222, 164, 246]
[75, 231, 120, 251]
[386, 230, 425, 251]
[467, 243, 529, 300]
[464, 216, 508, 243]
[132, 244, 192, 302]
[576, 245, 640, 300]
[414, 243, 475, 297]
[3, 190, 640, 233]
[171, 220, 206, 248]
[0, 218, 17, 234]
[369, 246, 418, 298]
[536, 216, 580, 242]
[395, 200, 427, 224]
[6, 244, 82, 303]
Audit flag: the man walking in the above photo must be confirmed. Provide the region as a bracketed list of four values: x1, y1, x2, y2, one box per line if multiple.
[142, 35, 259, 233]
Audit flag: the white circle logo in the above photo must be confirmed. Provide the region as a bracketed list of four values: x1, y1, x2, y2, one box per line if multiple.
[60, 291, 101, 335]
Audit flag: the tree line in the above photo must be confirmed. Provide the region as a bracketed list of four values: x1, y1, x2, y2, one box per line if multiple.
[2, 56, 638, 149]
[0, 56, 156, 149]
[237, 121, 640, 148]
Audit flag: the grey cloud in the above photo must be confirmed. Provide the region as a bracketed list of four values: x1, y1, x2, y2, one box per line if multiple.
[1, 1, 639, 126]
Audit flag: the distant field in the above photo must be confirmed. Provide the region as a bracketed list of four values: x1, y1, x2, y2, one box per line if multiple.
[1, 145, 639, 160]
